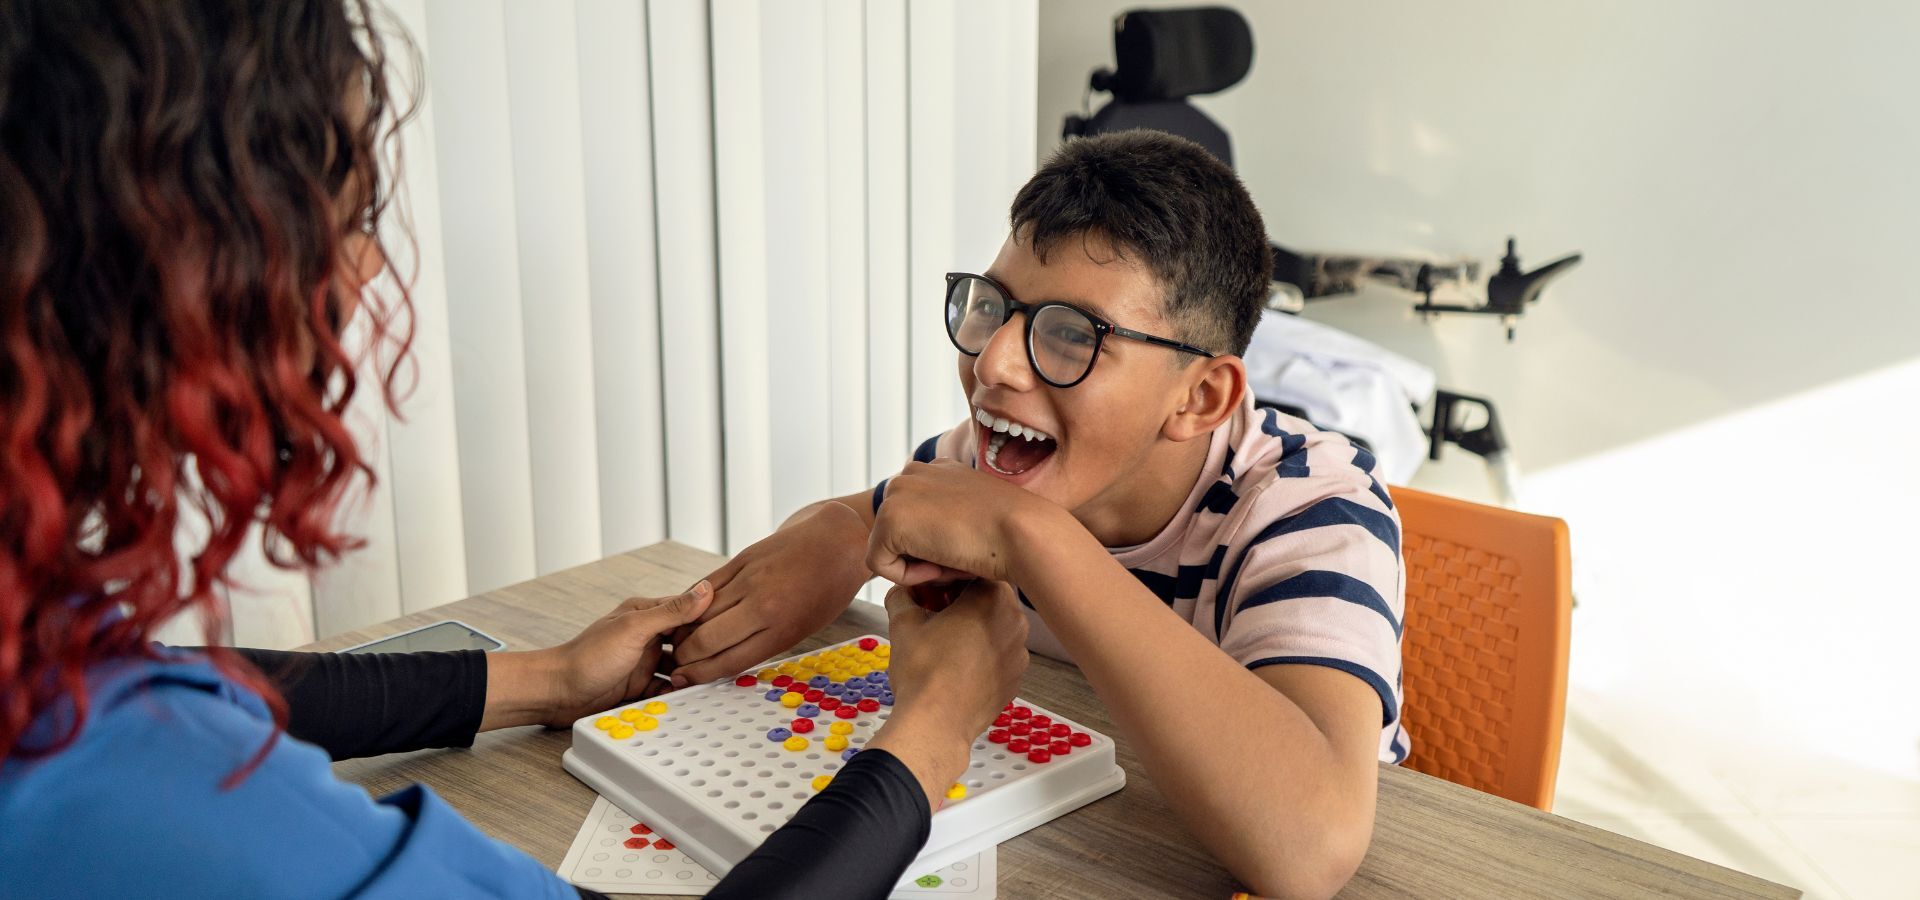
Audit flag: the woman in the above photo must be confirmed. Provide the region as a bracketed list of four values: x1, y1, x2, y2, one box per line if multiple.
[0, 2, 1027, 897]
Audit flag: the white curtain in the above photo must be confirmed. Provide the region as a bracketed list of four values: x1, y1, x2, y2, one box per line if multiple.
[198, 0, 1039, 649]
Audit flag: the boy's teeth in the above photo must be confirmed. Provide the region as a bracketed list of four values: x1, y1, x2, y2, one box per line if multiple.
[974, 408, 1053, 444]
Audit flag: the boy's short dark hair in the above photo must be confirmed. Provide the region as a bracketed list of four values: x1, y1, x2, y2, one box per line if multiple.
[1010, 129, 1272, 357]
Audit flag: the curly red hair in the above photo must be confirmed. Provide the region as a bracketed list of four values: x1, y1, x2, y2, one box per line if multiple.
[0, 0, 417, 780]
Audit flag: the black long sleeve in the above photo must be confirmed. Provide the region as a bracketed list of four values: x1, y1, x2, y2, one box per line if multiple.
[707, 748, 933, 900]
[225, 648, 488, 761]
[214, 647, 930, 898]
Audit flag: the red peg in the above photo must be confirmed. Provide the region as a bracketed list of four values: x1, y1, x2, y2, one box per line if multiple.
[835, 705, 858, 719]
[1010, 722, 1032, 736]
[856, 698, 880, 713]
[1050, 740, 1071, 755]
[992, 714, 1012, 728]
[1049, 723, 1071, 738]
[858, 637, 880, 651]
[1009, 706, 1032, 719]
[1069, 732, 1092, 747]
[803, 689, 825, 703]
[987, 729, 1010, 744]
[653, 838, 675, 850]
[791, 717, 815, 733]
[772, 675, 794, 688]
[1029, 715, 1052, 729]
[624, 837, 648, 849]
[734, 674, 759, 687]
[1027, 747, 1053, 764]
[818, 697, 842, 711]
[630, 823, 652, 835]
[1007, 738, 1031, 754]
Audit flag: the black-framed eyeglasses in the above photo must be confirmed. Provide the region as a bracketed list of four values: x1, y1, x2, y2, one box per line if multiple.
[944, 272, 1215, 388]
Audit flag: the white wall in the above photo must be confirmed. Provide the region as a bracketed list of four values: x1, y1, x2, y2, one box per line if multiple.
[1039, 0, 1920, 824]
[1040, 1, 1920, 473]
[212, 0, 1038, 649]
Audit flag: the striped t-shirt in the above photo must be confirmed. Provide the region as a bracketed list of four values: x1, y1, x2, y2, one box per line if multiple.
[882, 395, 1409, 763]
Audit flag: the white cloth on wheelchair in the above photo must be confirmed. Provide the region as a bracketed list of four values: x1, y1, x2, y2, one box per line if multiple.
[1243, 311, 1434, 485]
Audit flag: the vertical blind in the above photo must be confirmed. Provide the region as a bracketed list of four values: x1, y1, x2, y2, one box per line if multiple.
[187, 0, 1040, 649]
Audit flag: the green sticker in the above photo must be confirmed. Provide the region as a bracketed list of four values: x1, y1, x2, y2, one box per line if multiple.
[914, 874, 944, 888]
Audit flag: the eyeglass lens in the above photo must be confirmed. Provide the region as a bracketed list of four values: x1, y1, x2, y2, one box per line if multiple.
[946, 275, 1101, 385]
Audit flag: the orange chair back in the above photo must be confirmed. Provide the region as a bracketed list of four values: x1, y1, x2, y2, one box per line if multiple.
[1394, 486, 1571, 811]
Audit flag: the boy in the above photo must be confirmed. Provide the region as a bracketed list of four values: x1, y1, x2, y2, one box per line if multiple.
[667, 130, 1403, 898]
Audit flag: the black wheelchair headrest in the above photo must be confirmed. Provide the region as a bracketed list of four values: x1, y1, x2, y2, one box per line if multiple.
[1106, 7, 1254, 102]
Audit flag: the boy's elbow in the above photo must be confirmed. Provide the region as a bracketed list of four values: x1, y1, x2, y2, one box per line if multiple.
[1237, 818, 1372, 900]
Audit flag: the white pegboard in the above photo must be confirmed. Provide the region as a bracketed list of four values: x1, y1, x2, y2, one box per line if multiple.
[558, 794, 995, 897]
[563, 635, 1124, 883]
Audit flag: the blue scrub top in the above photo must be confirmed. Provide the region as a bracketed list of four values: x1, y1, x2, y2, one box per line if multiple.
[0, 648, 576, 899]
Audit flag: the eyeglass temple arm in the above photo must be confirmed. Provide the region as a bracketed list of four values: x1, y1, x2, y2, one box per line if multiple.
[1107, 325, 1216, 358]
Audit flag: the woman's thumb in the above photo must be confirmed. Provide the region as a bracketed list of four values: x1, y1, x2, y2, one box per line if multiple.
[645, 580, 714, 629]
[883, 585, 928, 635]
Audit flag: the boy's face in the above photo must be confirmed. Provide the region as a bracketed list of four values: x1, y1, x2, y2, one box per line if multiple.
[961, 231, 1198, 519]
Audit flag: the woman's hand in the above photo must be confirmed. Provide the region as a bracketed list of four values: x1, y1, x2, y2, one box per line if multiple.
[482, 582, 714, 730]
[863, 580, 1029, 808]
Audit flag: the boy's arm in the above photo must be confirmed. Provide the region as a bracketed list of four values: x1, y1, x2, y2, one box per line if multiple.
[1011, 513, 1381, 900]
[666, 491, 876, 686]
[671, 428, 960, 685]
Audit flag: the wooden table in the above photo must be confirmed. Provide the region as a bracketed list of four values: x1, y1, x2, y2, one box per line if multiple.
[307, 542, 1797, 899]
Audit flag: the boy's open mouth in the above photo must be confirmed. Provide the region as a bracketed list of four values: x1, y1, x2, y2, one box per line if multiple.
[974, 406, 1058, 478]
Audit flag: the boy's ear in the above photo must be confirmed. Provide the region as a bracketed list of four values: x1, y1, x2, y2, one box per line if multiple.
[1164, 355, 1246, 442]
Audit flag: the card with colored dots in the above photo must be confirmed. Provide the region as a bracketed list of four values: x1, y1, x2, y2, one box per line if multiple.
[559, 795, 995, 897]
[563, 635, 1124, 887]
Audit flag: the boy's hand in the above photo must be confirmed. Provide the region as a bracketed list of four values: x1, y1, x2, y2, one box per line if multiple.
[668, 502, 870, 686]
[866, 460, 1065, 586]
